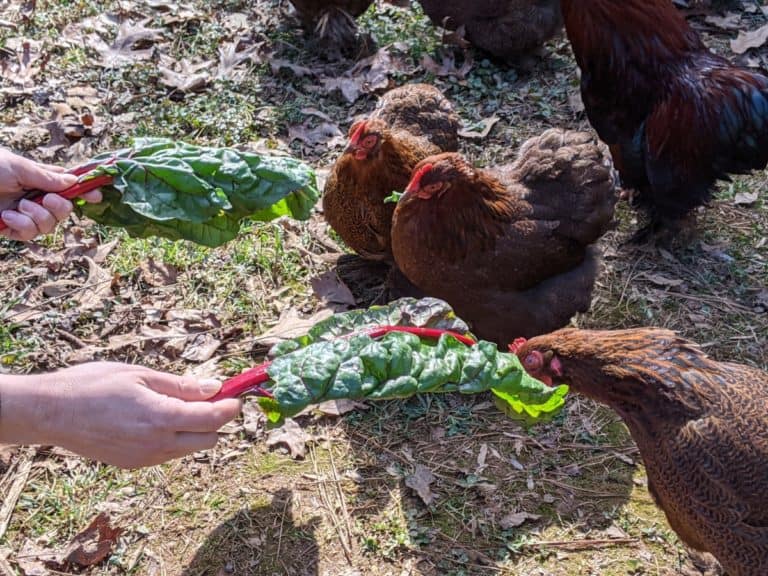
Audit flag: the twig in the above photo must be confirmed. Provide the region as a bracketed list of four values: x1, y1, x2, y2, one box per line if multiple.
[327, 442, 355, 558]
[0, 553, 16, 576]
[310, 445, 354, 564]
[0, 446, 37, 540]
[275, 494, 290, 559]
[525, 537, 639, 550]
[54, 328, 87, 349]
[540, 477, 626, 498]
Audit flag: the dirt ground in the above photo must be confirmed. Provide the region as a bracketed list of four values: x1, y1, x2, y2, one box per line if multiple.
[0, 1, 766, 575]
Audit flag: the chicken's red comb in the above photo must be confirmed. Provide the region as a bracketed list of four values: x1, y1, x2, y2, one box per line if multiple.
[406, 162, 434, 194]
[348, 121, 367, 146]
[508, 338, 527, 355]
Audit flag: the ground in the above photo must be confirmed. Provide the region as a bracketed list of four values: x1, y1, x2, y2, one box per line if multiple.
[0, 1, 766, 575]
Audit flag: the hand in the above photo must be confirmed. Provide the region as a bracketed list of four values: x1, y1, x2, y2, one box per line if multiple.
[0, 149, 102, 241]
[0, 363, 242, 469]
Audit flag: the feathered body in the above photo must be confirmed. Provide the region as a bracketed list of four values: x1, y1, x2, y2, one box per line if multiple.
[418, 0, 562, 64]
[562, 0, 768, 230]
[513, 328, 768, 576]
[288, 0, 374, 56]
[323, 83, 459, 261]
[391, 129, 616, 344]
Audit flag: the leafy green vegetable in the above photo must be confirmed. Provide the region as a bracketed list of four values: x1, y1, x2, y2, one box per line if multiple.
[384, 190, 404, 204]
[270, 297, 470, 356]
[78, 138, 319, 247]
[257, 298, 568, 424]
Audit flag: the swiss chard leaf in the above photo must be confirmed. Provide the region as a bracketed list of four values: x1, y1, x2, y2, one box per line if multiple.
[79, 138, 319, 247]
[258, 298, 568, 425]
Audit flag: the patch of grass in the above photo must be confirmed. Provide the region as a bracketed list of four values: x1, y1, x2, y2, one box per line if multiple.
[1, 0, 767, 575]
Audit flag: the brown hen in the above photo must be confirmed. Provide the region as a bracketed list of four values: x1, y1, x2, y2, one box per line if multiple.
[390, 129, 616, 344]
[418, 0, 562, 65]
[512, 328, 768, 576]
[323, 83, 459, 261]
[288, 0, 374, 57]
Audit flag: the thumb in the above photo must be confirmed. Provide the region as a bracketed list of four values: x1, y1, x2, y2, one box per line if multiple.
[18, 162, 78, 192]
[141, 370, 223, 401]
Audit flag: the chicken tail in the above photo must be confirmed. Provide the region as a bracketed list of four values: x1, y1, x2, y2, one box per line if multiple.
[514, 128, 618, 246]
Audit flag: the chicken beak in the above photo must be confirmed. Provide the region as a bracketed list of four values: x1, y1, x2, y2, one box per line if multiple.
[344, 144, 367, 161]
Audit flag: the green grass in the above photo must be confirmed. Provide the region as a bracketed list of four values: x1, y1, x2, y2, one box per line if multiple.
[0, 0, 766, 574]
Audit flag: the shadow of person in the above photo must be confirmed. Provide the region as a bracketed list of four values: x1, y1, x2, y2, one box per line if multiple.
[335, 394, 638, 573]
[183, 488, 321, 576]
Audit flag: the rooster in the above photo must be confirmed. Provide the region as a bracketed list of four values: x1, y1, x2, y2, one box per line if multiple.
[323, 83, 460, 261]
[390, 129, 617, 344]
[562, 0, 768, 238]
[418, 0, 562, 66]
[512, 328, 768, 576]
[288, 0, 375, 57]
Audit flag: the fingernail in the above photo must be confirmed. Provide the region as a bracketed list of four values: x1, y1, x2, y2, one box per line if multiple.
[1, 210, 19, 225]
[200, 379, 221, 396]
[18, 199, 33, 213]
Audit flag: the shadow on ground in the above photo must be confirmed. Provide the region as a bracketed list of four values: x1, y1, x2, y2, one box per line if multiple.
[183, 488, 321, 576]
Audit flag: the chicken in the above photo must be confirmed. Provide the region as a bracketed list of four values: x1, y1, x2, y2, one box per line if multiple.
[562, 0, 768, 238]
[390, 129, 617, 344]
[288, 0, 374, 57]
[418, 0, 562, 65]
[323, 83, 460, 261]
[511, 328, 768, 576]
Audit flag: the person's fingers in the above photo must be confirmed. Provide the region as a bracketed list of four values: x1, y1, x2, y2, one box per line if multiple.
[36, 163, 66, 173]
[40, 194, 74, 222]
[162, 398, 242, 433]
[16, 159, 78, 192]
[81, 189, 102, 203]
[0, 210, 38, 241]
[18, 199, 57, 234]
[172, 431, 220, 454]
[142, 371, 223, 401]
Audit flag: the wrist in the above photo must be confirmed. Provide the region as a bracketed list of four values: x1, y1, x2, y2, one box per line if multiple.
[0, 373, 67, 445]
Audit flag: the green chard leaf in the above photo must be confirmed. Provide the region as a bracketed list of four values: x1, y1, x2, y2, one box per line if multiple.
[256, 298, 567, 425]
[78, 138, 319, 247]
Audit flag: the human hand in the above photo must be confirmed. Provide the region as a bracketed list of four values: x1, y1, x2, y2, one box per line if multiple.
[0, 148, 102, 241]
[21, 363, 241, 469]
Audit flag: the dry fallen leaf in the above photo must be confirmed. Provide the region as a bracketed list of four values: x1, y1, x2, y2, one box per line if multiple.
[139, 258, 178, 287]
[734, 191, 759, 206]
[257, 307, 334, 348]
[421, 50, 473, 79]
[181, 333, 222, 362]
[405, 463, 437, 506]
[242, 399, 266, 437]
[640, 272, 685, 288]
[314, 399, 369, 416]
[76, 257, 114, 310]
[266, 418, 310, 459]
[731, 23, 768, 54]
[217, 38, 264, 81]
[62, 512, 123, 567]
[705, 12, 741, 31]
[289, 120, 345, 149]
[158, 58, 211, 92]
[499, 511, 541, 529]
[90, 19, 163, 67]
[458, 115, 500, 140]
[311, 270, 355, 310]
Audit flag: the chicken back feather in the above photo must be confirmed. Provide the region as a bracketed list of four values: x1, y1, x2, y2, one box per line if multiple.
[418, 0, 562, 65]
[391, 129, 617, 344]
[562, 0, 768, 234]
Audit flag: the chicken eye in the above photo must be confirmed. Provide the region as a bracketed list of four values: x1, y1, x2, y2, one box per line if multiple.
[523, 352, 543, 371]
[361, 135, 378, 149]
[422, 182, 444, 196]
